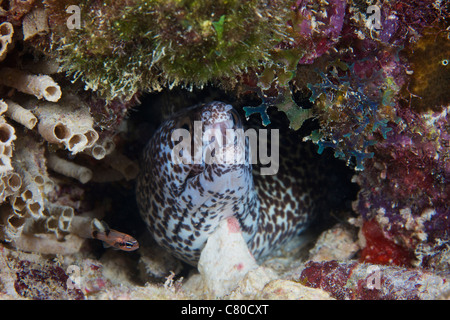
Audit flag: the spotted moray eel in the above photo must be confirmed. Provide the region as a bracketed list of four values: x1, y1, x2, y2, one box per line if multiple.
[136, 101, 324, 266]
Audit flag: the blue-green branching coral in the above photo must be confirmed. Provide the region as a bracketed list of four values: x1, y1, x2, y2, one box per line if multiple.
[43, 0, 290, 101]
[305, 57, 402, 171]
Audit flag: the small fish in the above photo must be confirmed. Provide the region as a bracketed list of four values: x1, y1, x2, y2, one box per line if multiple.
[92, 228, 139, 251]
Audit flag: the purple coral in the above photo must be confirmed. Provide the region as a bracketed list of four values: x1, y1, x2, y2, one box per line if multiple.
[347, 0, 446, 47]
[353, 106, 450, 265]
[289, 0, 347, 64]
[298, 260, 357, 299]
[377, 0, 445, 46]
[290, 0, 449, 270]
[14, 260, 85, 300]
[296, 261, 449, 300]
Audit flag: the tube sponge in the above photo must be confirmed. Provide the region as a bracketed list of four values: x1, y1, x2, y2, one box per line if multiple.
[0, 114, 16, 174]
[45, 200, 75, 235]
[0, 22, 14, 62]
[4, 99, 38, 130]
[0, 68, 62, 102]
[0, 172, 22, 203]
[104, 151, 139, 181]
[11, 136, 49, 219]
[0, 207, 26, 242]
[22, 8, 49, 41]
[85, 135, 115, 160]
[47, 154, 93, 184]
[0, 118, 16, 145]
[30, 98, 99, 154]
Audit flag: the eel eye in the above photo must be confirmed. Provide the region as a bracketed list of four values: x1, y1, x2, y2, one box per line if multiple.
[203, 111, 211, 119]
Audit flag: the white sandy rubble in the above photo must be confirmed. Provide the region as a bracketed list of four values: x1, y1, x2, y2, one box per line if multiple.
[182, 216, 335, 299]
[308, 223, 360, 262]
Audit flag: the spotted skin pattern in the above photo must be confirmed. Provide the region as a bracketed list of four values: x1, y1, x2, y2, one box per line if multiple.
[136, 101, 321, 265]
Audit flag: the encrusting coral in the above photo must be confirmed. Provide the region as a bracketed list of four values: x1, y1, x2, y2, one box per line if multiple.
[352, 105, 450, 268]
[294, 260, 450, 300]
[42, 0, 291, 101]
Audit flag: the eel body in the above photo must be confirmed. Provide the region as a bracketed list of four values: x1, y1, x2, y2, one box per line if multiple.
[136, 101, 322, 265]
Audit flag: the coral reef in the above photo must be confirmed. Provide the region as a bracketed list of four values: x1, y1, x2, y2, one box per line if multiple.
[286, 0, 449, 271]
[308, 223, 360, 262]
[0, 244, 188, 299]
[294, 260, 450, 300]
[352, 105, 450, 267]
[0, 2, 140, 258]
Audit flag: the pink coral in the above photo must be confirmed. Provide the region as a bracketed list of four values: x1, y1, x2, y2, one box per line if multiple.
[289, 0, 347, 64]
[14, 260, 85, 300]
[296, 260, 449, 300]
